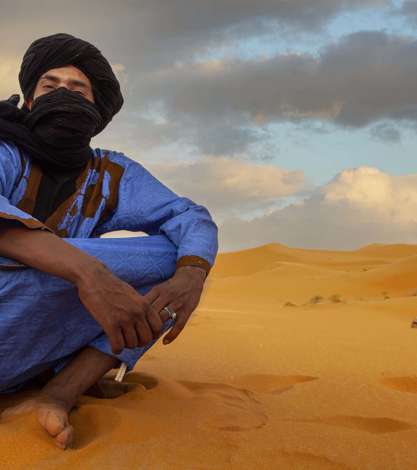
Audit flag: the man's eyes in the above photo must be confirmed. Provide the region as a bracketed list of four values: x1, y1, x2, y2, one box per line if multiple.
[43, 85, 85, 96]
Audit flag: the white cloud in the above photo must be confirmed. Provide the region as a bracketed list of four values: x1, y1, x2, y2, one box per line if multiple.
[146, 156, 306, 221]
[219, 167, 417, 251]
[0, 56, 20, 98]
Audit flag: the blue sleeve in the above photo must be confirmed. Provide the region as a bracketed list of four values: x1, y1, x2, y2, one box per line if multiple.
[0, 141, 50, 233]
[0, 141, 52, 269]
[94, 152, 219, 275]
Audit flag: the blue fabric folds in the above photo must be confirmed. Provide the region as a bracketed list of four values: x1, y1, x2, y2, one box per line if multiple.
[0, 234, 177, 393]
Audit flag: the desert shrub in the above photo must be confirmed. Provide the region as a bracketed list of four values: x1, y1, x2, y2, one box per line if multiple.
[284, 301, 297, 307]
[309, 295, 324, 304]
[329, 294, 343, 303]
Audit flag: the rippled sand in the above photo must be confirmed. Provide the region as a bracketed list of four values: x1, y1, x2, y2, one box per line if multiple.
[2, 242, 417, 469]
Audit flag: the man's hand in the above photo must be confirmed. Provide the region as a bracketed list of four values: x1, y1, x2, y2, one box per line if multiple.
[143, 266, 206, 345]
[77, 263, 163, 354]
[0, 224, 164, 355]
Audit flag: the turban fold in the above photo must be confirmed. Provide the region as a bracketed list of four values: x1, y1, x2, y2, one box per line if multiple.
[19, 32, 124, 133]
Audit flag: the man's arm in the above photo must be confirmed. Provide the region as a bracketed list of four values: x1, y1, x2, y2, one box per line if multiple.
[0, 220, 98, 283]
[0, 223, 163, 354]
[93, 153, 219, 344]
[93, 153, 219, 279]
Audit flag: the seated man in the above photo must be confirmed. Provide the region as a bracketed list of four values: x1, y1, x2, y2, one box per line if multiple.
[0, 33, 218, 449]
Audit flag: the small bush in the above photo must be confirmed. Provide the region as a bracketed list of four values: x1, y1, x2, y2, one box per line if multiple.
[329, 294, 343, 303]
[284, 301, 297, 307]
[309, 295, 324, 304]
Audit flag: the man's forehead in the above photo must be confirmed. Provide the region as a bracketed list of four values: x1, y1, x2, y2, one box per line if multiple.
[40, 65, 91, 84]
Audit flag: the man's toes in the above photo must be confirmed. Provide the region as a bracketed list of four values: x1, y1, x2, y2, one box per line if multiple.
[55, 424, 74, 449]
[37, 406, 68, 437]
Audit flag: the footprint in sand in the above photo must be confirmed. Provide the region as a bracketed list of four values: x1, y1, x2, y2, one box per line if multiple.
[70, 405, 122, 447]
[232, 374, 318, 394]
[92, 373, 317, 434]
[114, 374, 269, 432]
[124, 372, 159, 390]
[179, 381, 268, 432]
[276, 450, 352, 470]
[182, 374, 319, 432]
[380, 376, 417, 394]
[314, 415, 414, 434]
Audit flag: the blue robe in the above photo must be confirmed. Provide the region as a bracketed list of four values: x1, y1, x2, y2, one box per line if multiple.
[0, 140, 218, 393]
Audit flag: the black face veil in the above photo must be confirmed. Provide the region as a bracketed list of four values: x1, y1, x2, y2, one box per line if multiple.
[0, 33, 124, 221]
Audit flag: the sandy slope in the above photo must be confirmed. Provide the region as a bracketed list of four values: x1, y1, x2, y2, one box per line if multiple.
[2, 242, 417, 469]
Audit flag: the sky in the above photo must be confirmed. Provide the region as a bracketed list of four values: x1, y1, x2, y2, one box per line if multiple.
[1, 0, 417, 252]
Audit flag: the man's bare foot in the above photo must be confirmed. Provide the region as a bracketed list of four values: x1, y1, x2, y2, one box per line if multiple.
[2, 347, 122, 449]
[37, 393, 74, 449]
[1, 392, 74, 449]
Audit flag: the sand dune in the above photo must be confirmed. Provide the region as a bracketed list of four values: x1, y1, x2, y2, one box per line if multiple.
[2, 241, 417, 469]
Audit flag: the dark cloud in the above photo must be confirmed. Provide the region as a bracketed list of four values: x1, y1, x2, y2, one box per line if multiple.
[397, 0, 417, 22]
[0, 0, 398, 157]
[0, 0, 389, 71]
[130, 30, 417, 155]
[370, 122, 401, 142]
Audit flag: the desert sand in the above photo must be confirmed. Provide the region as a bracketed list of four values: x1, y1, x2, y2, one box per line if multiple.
[2, 242, 417, 469]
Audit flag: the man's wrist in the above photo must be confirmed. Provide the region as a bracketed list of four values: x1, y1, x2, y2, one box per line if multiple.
[175, 265, 207, 282]
[71, 258, 110, 288]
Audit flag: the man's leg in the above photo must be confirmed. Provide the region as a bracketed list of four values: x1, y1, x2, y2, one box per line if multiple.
[2, 346, 121, 449]
[0, 234, 177, 448]
[3, 316, 175, 450]
[0, 233, 177, 392]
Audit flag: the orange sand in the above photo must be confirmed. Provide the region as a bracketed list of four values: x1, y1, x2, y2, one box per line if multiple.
[2, 242, 417, 469]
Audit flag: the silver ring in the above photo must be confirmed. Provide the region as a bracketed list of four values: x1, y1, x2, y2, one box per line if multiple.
[163, 306, 177, 321]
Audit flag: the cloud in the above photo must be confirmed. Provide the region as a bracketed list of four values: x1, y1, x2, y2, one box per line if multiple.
[136, 31, 417, 130]
[111, 29, 417, 157]
[396, 0, 417, 23]
[0, 56, 20, 98]
[146, 156, 306, 220]
[0, 1, 400, 158]
[370, 122, 401, 142]
[0, 0, 389, 59]
[219, 166, 417, 251]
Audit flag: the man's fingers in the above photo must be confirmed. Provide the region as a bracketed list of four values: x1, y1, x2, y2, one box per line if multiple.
[134, 319, 154, 346]
[150, 296, 171, 317]
[159, 307, 171, 323]
[146, 306, 163, 337]
[143, 287, 160, 304]
[108, 326, 125, 354]
[122, 324, 140, 349]
[162, 317, 187, 345]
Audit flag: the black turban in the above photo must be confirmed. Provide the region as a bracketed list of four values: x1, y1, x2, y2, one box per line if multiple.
[19, 32, 124, 134]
